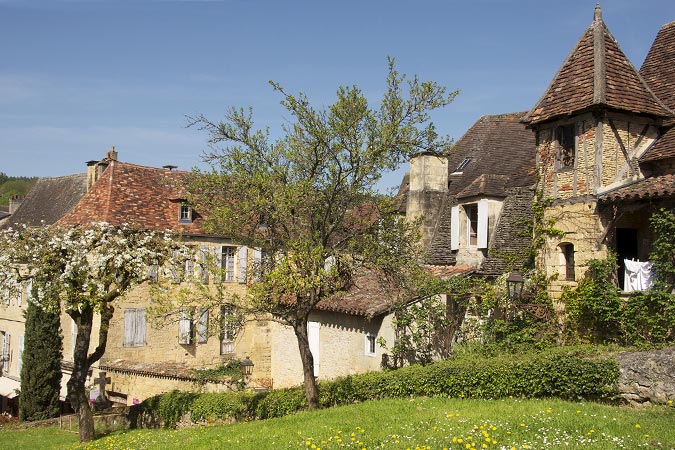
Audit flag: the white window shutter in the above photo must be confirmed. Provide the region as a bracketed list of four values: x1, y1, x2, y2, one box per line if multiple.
[477, 199, 489, 249]
[216, 246, 224, 283]
[178, 309, 193, 345]
[199, 246, 210, 283]
[17, 284, 22, 307]
[18, 335, 24, 374]
[450, 205, 460, 250]
[197, 309, 209, 344]
[307, 321, 320, 377]
[2, 333, 9, 366]
[137, 310, 147, 346]
[238, 247, 248, 283]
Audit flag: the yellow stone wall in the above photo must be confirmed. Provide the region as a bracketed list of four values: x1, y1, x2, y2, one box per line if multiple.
[270, 311, 395, 389]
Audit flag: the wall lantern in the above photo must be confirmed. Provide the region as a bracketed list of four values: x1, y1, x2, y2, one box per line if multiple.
[240, 356, 254, 377]
[506, 271, 525, 300]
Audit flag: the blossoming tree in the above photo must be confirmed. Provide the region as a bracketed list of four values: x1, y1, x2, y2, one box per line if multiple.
[0, 222, 182, 442]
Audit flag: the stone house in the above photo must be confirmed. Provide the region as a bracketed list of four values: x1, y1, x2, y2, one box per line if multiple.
[53, 150, 269, 404]
[398, 112, 537, 278]
[0, 173, 87, 414]
[522, 6, 675, 298]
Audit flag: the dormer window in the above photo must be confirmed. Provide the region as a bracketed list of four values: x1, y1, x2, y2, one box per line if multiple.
[179, 205, 192, 224]
[452, 158, 471, 174]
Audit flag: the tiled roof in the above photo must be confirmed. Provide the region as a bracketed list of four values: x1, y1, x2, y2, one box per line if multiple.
[3, 174, 87, 228]
[58, 160, 207, 234]
[523, 5, 672, 125]
[640, 22, 675, 163]
[641, 126, 675, 162]
[599, 174, 675, 202]
[456, 174, 510, 199]
[393, 172, 410, 214]
[315, 265, 473, 319]
[640, 21, 675, 111]
[447, 112, 536, 196]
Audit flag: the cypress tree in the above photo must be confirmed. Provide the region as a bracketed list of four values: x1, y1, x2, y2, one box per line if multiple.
[19, 298, 62, 421]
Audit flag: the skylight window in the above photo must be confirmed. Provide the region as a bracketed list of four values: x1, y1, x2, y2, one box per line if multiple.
[452, 158, 471, 174]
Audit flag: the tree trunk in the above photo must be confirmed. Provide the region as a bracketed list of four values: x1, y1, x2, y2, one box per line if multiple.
[67, 303, 115, 442]
[67, 307, 96, 442]
[293, 317, 319, 410]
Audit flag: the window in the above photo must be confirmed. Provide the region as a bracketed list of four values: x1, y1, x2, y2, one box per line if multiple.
[557, 124, 576, 168]
[124, 309, 146, 347]
[365, 333, 377, 356]
[178, 308, 194, 345]
[559, 243, 575, 281]
[179, 205, 192, 224]
[220, 306, 236, 354]
[465, 204, 478, 246]
[221, 246, 236, 282]
[452, 157, 471, 174]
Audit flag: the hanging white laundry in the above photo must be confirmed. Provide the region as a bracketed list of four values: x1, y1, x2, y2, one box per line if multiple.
[624, 259, 654, 292]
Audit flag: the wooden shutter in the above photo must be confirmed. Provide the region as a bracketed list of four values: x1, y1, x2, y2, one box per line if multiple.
[307, 321, 320, 377]
[450, 205, 460, 250]
[215, 246, 224, 283]
[124, 309, 146, 347]
[178, 309, 193, 345]
[477, 199, 489, 249]
[17, 284, 22, 307]
[197, 309, 209, 344]
[170, 250, 181, 282]
[199, 246, 210, 283]
[18, 335, 24, 374]
[238, 247, 248, 283]
[148, 262, 159, 283]
[2, 333, 10, 369]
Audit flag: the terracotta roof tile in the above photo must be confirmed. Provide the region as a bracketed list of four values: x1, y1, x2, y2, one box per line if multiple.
[641, 126, 675, 162]
[58, 161, 208, 234]
[523, 6, 672, 125]
[315, 265, 473, 318]
[599, 174, 675, 202]
[640, 21, 675, 111]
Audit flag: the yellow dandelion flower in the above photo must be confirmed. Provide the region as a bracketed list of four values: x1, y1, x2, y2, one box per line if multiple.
[635, 424, 641, 429]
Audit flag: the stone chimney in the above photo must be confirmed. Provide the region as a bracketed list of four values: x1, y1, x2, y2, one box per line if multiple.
[406, 153, 449, 249]
[86, 146, 118, 192]
[9, 195, 23, 214]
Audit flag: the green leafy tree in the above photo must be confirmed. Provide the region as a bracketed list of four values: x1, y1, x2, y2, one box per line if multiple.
[0, 223, 182, 442]
[188, 59, 456, 409]
[19, 298, 63, 421]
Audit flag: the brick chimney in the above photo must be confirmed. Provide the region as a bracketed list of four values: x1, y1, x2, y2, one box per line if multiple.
[86, 146, 118, 191]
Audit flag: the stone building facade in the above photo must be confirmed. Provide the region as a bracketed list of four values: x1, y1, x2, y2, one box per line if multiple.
[522, 5, 675, 298]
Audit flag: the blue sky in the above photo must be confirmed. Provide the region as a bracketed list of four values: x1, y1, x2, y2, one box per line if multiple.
[2, 0, 675, 193]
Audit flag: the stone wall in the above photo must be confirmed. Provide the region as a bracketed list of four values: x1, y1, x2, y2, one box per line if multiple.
[270, 311, 395, 389]
[616, 347, 675, 405]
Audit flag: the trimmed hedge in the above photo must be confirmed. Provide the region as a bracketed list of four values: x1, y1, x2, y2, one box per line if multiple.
[132, 347, 619, 428]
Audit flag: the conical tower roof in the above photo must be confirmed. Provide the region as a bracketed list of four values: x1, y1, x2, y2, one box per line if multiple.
[522, 4, 672, 125]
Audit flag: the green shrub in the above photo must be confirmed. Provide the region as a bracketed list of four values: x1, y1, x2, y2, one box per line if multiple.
[623, 290, 675, 344]
[190, 391, 254, 422]
[136, 347, 619, 428]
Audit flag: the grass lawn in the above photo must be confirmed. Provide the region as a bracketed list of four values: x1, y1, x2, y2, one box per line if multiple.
[3, 397, 674, 449]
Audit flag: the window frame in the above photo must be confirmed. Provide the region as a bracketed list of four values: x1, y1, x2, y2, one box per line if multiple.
[221, 246, 237, 282]
[179, 205, 193, 224]
[559, 242, 576, 281]
[465, 204, 479, 247]
[365, 333, 377, 356]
